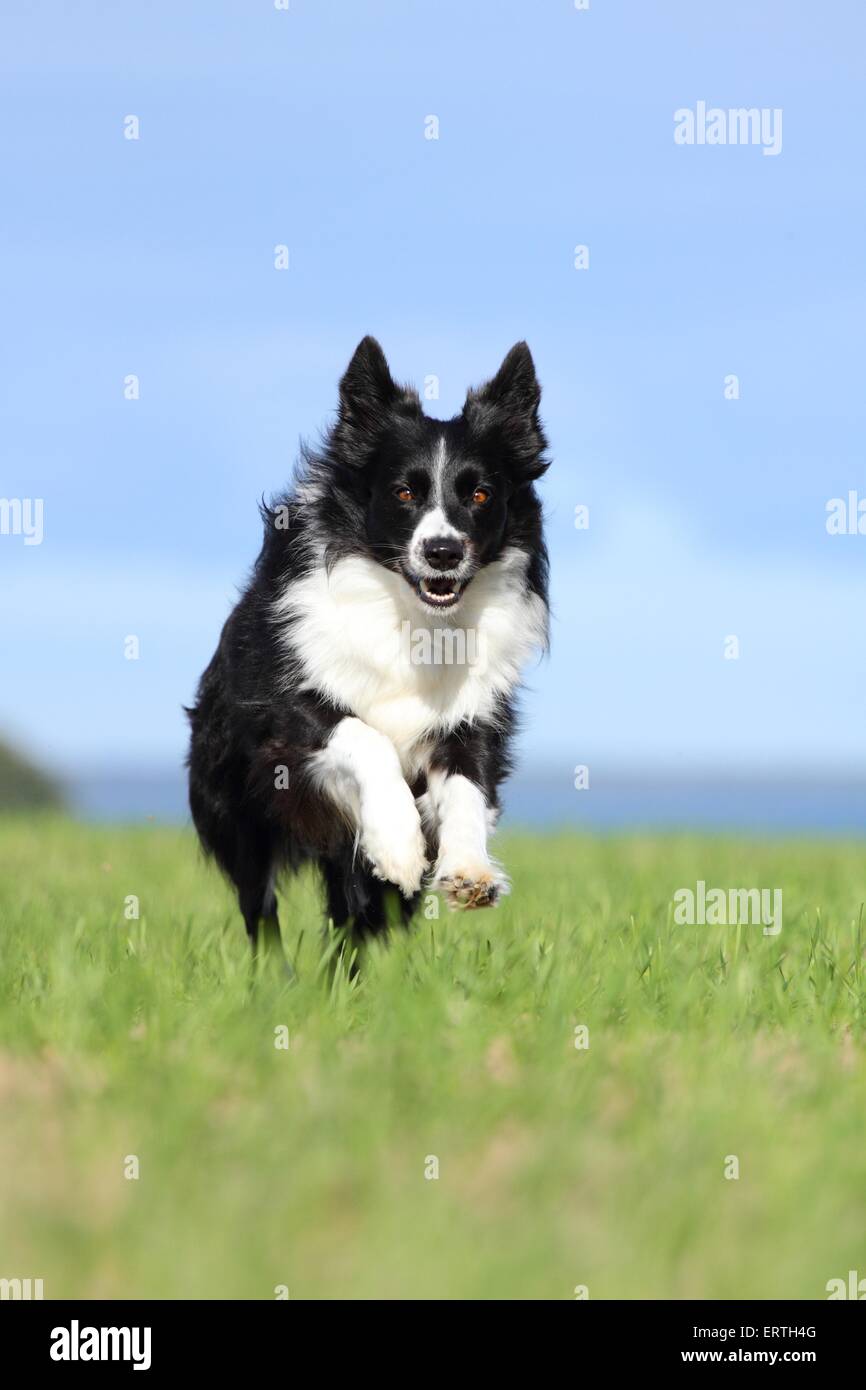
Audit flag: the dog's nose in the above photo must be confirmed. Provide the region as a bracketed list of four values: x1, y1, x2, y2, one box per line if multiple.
[422, 537, 464, 571]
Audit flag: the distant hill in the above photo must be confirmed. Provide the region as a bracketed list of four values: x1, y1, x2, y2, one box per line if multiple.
[0, 740, 64, 810]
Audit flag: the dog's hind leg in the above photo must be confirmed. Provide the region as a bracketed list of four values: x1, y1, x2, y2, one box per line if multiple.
[321, 853, 389, 934]
[234, 831, 284, 959]
[320, 853, 405, 979]
[240, 876, 282, 956]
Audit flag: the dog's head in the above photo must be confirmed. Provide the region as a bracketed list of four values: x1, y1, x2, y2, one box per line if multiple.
[325, 336, 549, 612]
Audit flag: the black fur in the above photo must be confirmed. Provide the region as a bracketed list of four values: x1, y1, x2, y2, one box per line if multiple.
[186, 337, 549, 951]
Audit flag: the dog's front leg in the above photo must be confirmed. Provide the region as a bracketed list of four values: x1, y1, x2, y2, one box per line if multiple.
[315, 717, 427, 897]
[428, 771, 509, 910]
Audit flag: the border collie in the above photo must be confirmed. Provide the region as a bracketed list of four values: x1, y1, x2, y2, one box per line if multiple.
[187, 337, 549, 952]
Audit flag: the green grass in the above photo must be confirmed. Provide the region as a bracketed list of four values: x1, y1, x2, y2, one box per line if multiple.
[1, 815, 864, 1300]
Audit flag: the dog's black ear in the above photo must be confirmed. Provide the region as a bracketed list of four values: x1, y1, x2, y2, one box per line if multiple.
[334, 337, 419, 459]
[339, 336, 397, 415]
[464, 342, 549, 481]
[478, 341, 541, 417]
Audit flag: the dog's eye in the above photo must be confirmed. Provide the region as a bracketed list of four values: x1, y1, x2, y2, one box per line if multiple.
[472, 487, 491, 506]
[395, 486, 414, 503]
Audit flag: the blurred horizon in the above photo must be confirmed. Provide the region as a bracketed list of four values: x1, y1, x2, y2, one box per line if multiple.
[42, 753, 866, 837]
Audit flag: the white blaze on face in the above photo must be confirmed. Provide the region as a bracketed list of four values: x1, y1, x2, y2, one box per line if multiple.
[431, 433, 448, 506]
[408, 436, 466, 577]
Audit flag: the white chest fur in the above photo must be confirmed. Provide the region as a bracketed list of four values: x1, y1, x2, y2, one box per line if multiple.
[273, 549, 547, 771]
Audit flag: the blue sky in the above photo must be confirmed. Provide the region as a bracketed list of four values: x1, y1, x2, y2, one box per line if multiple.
[1, 0, 865, 780]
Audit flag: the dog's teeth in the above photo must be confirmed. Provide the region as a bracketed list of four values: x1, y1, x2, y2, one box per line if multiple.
[420, 579, 457, 602]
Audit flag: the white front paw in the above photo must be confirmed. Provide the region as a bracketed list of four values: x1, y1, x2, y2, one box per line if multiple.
[360, 785, 427, 898]
[432, 856, 510, 910]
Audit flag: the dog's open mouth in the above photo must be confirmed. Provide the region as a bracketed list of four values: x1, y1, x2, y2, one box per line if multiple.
[417, 576, 465, 609]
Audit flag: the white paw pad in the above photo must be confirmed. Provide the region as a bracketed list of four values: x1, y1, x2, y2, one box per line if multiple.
[434, 862, 509, 911]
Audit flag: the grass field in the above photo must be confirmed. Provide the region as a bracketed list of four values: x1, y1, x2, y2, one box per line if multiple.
[1, 815, 864, 1301]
